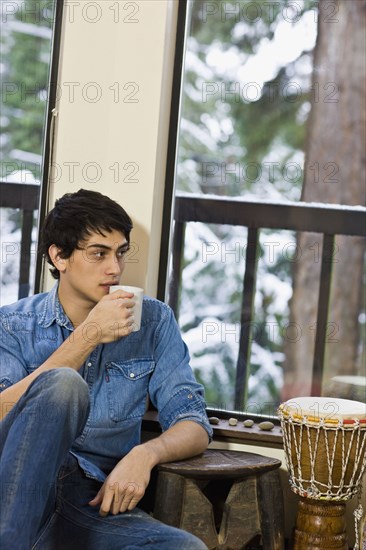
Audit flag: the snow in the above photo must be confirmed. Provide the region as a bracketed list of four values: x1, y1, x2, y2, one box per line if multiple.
[237, 11, 317, 89]
[176, 191, 366, 212]
[4, 20, 52, 39]
[3, 170, 40, 184]
[175, 216, 292, 406]
[180, 118, 218, 150]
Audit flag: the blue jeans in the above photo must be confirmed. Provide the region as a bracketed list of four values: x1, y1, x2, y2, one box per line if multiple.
[0, 369, 207, 550]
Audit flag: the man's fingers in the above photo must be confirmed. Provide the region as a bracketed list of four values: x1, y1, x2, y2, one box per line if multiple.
[126, 495, 142, 511]
[118, 483, 136, 512]
[98, 481, 144, 516]
[109, 290, 134, 300]
[116, 298, 135, 311]
[88, 487, 103, 506]
[99, 483, 115, 517]
[120, 483, 144, 513]
[109, 319, 134, 340]
[111, 483, 123, 515]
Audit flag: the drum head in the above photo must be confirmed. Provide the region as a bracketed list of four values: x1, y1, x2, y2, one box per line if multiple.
[280, 396, 366, 425]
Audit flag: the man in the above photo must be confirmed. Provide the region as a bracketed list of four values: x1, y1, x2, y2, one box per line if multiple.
[0, 189, 212, 549]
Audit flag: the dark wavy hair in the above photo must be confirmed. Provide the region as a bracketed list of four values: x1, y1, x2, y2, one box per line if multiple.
[39, 189, 133, 279]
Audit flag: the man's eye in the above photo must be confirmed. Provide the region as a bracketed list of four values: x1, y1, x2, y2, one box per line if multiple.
[93, 251, 105, 259]
[117, 250, 128, 259]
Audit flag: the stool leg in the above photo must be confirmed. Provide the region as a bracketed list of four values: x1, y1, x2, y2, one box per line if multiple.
[219, 477, 261, 549]
[154, 472, 218, 549]
[180, 478, 218, 549]
[258, 469, 285, 550]
[154, 471, 186, 527]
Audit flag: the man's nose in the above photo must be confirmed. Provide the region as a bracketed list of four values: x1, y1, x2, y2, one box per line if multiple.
[106, 255, 123, 275]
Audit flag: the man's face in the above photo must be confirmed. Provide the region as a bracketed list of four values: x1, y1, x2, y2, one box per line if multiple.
[57, 229, 129, 306]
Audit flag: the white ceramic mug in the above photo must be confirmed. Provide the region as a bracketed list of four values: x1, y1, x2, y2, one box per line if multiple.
[109, 285, 144, 332]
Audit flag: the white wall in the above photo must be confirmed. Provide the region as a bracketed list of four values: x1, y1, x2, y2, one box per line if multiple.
[43, 0, 178, 296]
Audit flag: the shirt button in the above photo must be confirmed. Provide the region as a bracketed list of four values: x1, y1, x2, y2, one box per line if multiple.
[87, 362, 92, 367]
[188, 394, 193, 399]
[129, 373, 135, 378]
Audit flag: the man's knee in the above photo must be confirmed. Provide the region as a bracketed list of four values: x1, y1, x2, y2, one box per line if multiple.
[29, 368, 89, 411]
[19, 368, 90, 434]
[47, 367, 88, 398]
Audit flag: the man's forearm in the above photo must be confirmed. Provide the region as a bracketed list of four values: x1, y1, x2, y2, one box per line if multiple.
[0, 324, 96, 420]
[89, 420, 209, 515]
[137, 420, 209, 469]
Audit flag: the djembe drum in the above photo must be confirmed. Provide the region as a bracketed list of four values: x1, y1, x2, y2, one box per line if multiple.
[278, 397, 366, 549]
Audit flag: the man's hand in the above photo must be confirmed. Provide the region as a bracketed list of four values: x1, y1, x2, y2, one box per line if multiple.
[83, 290, 135, 344]
[88, 445, 155, 516]
[0, 293, 137, 421]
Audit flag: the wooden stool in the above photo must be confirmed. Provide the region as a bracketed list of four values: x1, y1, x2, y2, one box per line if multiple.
[153, 449, 284, 550]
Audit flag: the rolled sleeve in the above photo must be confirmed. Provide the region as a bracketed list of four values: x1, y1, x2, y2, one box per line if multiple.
[159, 385, 213, 439]
[148, 305, 213, 442]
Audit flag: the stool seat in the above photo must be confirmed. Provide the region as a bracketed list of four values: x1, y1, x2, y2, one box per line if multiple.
[157, 449, 281, 479]
[154, 449, 284, 550]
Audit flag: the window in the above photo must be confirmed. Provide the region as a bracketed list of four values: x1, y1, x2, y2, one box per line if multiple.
[161, 0, 366, 418]
[0, 0, 63, 305]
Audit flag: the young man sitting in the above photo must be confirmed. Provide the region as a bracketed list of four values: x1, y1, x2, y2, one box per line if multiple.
[0, 189, 212, 550]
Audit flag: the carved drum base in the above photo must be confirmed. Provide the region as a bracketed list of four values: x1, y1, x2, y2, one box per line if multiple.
[294, 498, 347, 550]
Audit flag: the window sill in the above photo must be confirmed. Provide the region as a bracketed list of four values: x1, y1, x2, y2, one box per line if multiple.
[142, 410, 284, 449]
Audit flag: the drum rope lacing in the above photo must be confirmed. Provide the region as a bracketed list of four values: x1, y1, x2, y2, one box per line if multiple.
[353, 499, 364, 550]
[279, 411, 366, 501]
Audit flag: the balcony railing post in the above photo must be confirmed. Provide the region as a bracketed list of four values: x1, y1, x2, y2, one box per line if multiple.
[235, 227, 260, 411]
[311, 233, 335, 396]
[168, 220, 186, 319]
[18, 209, 34, 299]
[1, 182, 39, 302]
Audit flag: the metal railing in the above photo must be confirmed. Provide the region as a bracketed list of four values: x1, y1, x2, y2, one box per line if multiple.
[0, 182, 40, 299]
[168, 192, 366, 407]
[1, 183, 365, 404]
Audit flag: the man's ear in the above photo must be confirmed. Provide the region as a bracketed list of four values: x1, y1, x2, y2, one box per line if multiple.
[48, 244, 67, 273]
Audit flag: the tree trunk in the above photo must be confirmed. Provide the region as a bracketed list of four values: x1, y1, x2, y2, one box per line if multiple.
[282, 0, 366, 401]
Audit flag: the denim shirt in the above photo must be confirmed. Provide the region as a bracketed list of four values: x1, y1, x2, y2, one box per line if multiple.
[0, 284, 212, 481]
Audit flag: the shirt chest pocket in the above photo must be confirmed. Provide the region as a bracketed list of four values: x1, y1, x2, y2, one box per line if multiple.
[105, 359, 154, 422]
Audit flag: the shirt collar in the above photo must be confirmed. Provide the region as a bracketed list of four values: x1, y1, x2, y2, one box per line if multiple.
[38, 282, 74, 331]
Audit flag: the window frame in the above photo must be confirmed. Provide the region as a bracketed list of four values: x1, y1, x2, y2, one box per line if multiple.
[0, 0, 65, 302]
[34, 0, 65, 293]
[157, 0, 188, 302]
[156, 0, 366, 437]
